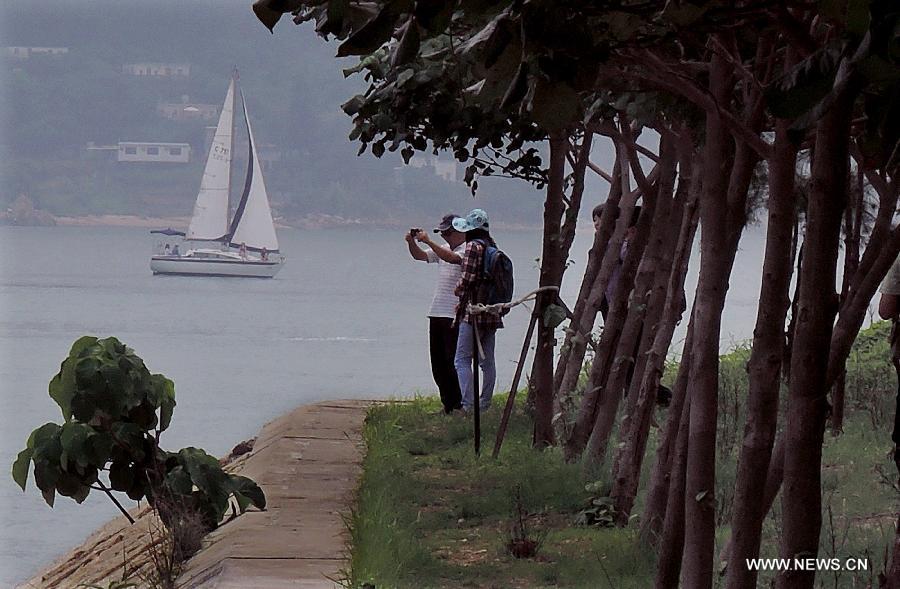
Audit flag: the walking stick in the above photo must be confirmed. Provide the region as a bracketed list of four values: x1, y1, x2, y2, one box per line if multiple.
[472, 321, 481, 455]
[492, 311, 538, 459]
[891, 320, 900, 476]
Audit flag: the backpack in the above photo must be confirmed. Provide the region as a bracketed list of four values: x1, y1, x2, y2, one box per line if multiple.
[476, 239, 514, 306]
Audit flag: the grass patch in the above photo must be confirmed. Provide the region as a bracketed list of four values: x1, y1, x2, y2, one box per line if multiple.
[346, 396, 655, 588]
[347, 322, 899, 587]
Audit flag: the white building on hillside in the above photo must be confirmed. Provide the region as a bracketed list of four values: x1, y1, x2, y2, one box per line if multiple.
[4, 46, 69, 59]
[407, 155, 458, 182]
[122, 63, 190, 77]
[117, 142, 191, 163]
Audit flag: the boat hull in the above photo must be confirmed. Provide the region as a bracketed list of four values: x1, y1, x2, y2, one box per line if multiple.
[150, 256, 283, 278]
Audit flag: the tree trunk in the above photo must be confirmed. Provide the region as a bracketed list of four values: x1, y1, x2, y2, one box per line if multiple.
[559, 131, 593, 260]
[531, 132, 570, 447]
[654, 388, 692, 589]
[884, 514, 900, 589]
[827, 222, 900, 386]
[831, 167, 863, 435]
[724, 118, 797, 589]
[682, 51, 735, 589]
[776, 89, 852, 589]
[640, 310, 696, 546]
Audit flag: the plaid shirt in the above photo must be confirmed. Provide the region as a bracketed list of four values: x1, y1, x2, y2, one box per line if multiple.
[455, 240, 504, 331]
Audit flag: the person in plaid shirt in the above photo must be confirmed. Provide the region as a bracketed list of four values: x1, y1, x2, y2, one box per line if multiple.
[452, 209, 503, 413]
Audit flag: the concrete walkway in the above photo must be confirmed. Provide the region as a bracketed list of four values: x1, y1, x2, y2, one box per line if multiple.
[19, 399, 374, 589]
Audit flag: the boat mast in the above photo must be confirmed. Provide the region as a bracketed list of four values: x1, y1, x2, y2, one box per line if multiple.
[226, 67, 239, 247]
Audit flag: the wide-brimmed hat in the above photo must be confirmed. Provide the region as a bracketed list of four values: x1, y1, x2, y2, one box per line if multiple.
[433, 214, 460, 233]
[452, 208, 489, 232]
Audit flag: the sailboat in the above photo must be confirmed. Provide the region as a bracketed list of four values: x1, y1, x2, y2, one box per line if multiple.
[150, 72, 284, 278]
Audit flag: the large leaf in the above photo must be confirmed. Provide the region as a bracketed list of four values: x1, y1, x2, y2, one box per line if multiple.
[12, 447, 33, 491]
[30, 423, 63, 463]
[177, 448, 230, 499]
[228, 474, 267, 511]
[390, 16, 421, 69]
[49, 335, 98, 420]
[251, 0, 304, 33]
[164, 466, 194, 495]
[415, 0, 454, 33]
[153, 375, 176, 432]
[108, 460, 135, 493]
[530, 80, 580, 132]
[543, 303, 568, 329]
[766, 44, 843, 120]
[336, 6, 396, 57]
[59, 422, 93, 470]
[500, 61, 529, 110]
[317, 0, 350, 37]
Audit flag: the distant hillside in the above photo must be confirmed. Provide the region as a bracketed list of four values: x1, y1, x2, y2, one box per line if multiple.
[0, 0, 575, 227]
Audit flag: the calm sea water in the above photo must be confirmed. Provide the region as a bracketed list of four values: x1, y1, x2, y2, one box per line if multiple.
[0, 223, 795, 584]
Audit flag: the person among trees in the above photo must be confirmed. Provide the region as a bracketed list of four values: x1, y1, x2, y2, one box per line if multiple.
[877, 254, 900, 474]
[452, 208, 503, 413]
[594, 203, 641, 320]
[593, 202, 671, 406]
[405, 214, 466, 414]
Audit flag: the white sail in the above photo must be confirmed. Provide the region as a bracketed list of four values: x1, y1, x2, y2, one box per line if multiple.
[228, 91, 279, 253]
[186, 77, 235, 241]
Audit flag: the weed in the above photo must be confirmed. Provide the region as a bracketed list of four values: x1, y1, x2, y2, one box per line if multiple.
[504, 485, 546, 559]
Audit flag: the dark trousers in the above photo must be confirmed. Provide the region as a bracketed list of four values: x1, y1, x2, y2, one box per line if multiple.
[430, 317, 462, 412]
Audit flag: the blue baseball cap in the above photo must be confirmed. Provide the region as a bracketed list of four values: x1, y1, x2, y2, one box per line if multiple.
[452, 208, 489, 232]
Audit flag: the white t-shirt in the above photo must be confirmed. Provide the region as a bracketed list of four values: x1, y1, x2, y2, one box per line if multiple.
[426, 244, 465, 319]
[881, 255, 900, 295]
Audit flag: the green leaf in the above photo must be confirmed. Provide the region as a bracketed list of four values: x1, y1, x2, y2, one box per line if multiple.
[109, 461, 135, 493]
[31, 423, 63, 463]
[695, 490, 708, 502]
[766, 44, 842, 121]
[390, 16, 421, 69]
[845, 0, 872, 37]
[530, 80, 580, 132]
[59, 423, 93, 470]
[336, 7, 395, 57]
[543, 304, 567, 329]
[41, 487, 56, 508]
[341, 94, 367, 116]
[228, 474, 267, 511]
[49, 336, 97, 420]
[86, 433, 113, 466]
[415, 0, 454, 33]
[153, 375, 176, 432]
[250, 0, 303, 33]
[317, 0, 349, 37]
[164, 466, 194, 495]
[177, 448, 230, 499]
[661, 2, 709, 27]
[500, 61, 529, 110]
[12, 448, 34, 490]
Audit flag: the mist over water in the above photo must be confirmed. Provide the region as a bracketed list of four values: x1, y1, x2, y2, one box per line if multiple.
[0, 221, 848, 584]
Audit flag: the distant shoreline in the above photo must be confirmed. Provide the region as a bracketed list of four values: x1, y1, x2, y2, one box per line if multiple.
[46, 213, 550, 232]
[54, 214, 191, 228]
